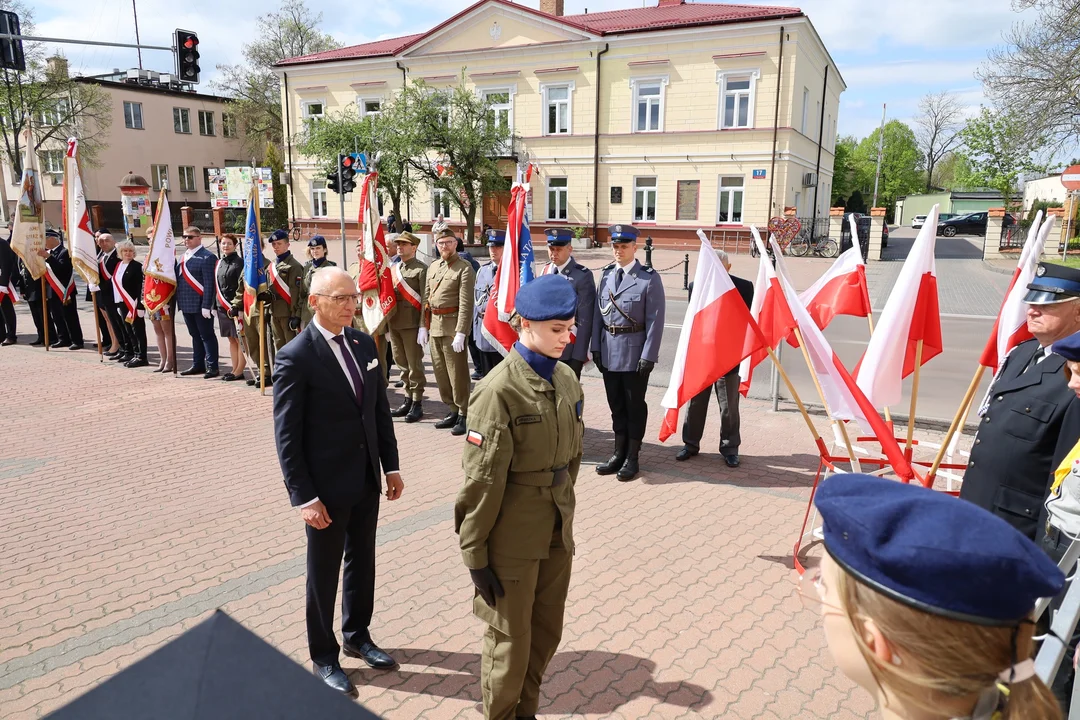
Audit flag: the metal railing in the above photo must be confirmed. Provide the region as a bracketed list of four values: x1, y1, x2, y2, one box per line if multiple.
[841, 215, 871, 261]
[1000, 221, 1028, 252]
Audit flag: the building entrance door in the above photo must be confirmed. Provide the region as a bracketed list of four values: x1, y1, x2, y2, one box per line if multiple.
[483, 178, 513, 233]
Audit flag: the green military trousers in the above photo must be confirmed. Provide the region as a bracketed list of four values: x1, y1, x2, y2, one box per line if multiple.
[271, 315, 297, 352]
[479, 530, 572, 720]
[430, 335, 471, 415]
[388, 326, 426, 401]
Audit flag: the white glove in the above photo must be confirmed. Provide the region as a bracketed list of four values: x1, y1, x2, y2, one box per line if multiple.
[88, 283, 100, 292]
[201, 308, 212, 319]
[417, 327, 429, 346]
[136, 310, 145, 318]
[452, 332, 466, 353]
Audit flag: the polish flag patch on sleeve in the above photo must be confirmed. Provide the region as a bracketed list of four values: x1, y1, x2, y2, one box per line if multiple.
[466, 430, 484, 447]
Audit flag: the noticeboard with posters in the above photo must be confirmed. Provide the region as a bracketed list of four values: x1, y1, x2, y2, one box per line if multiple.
[207, 167, 274, 209]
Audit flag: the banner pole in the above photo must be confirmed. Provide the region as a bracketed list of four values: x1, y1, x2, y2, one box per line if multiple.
[866, 312, 892, 424]
[793, 326, 859, 471]
[92, 293, 102, 361]
[927, 364, 986, 483]
[765, 345, 820, 444]
[41, 277, 49, 351]
[906, 339, 924, 454]
[259, 301, 266, 396]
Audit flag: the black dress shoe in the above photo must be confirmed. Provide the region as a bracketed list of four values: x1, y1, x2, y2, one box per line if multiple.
[50, 340, 67, 348]
[312, 662, 357, 697]
[404, 401, 423, 423]
[104, 350, 119, 358]
[434, 412, 459, 430]
[203, 369, 220, 379]
[470, 370, 482, 380]
[343, 641, 398, 669]
[390, 398, 413, 417]
[725, 454, 740, 468]
[2, 338, 16, 346]
[30, 339, 45, 347]
[68, 343, 84, 351]
[451, 415, 468, 436]
[675, 446, 698, 462]
[179, 367, 206, 376]
[114, 353, 133, 363]
[394, 380, 405, 388]
[125, 357, 149, 368]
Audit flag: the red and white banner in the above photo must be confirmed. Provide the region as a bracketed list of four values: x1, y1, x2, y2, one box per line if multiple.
[798, 219, 870, 331]
[660, 239, 768, 442]
[855, 205, 942, 409]
[64, 138, 99, 286]
[979, 211, 1055, 372]
[738, 227, 797, 396]
[482, 164, 536, 355]
[214, 259, 231, 312]
[391, 263, 422, 312]
[142, 192, 177, 315]
[357, 170, 396, 335]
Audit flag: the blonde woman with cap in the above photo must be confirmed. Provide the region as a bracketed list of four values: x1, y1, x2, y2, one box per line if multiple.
[299, 235, 336, 330]
[807, 474, 1065, 720]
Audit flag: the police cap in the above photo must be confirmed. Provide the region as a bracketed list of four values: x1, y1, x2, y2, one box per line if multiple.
[516, 274, 576, 322]
[486, 229, 506, 247]
[1024, 262, 1080, 305]
[545, 228, 573, 246]
[608, 224, 639, 243]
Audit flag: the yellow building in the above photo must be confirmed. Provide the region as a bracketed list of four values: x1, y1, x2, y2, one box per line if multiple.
[276, 0, 844, 249]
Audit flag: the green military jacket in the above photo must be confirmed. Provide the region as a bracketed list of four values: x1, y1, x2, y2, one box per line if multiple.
[269, 254, 304, 319]
[299, 259, 337, 327]
[425, 254, 475, 338]
[455, 347, 584, 573]
[389, 258, 427, 331]
[230, 259, 271, 322]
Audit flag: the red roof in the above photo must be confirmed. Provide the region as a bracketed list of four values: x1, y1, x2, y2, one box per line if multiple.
[277, 0, 802, 67]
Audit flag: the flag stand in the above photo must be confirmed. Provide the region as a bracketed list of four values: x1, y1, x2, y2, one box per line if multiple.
[906, 340, 924, 455]
[765, 346, 831, 457]
[41, 278, 49, 351]
[792, 327, 859, 471]
[926, 364, 986, 484]
[92, 294, 103, 362]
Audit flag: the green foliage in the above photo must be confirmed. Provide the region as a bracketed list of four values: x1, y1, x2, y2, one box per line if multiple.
[851, 120, 924, 209]
[846, 189, 867, 214]
[932, 152, 974, 190]
[264, 142, 288, 231]
[959, 107, 1046, 211]
[571, 226, 587, 239]
[831, 135, 859, 203]
[1028, 199, 1063, 223]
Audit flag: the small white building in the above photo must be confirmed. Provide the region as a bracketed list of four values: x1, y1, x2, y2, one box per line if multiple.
[1023, 174, 1067, 213]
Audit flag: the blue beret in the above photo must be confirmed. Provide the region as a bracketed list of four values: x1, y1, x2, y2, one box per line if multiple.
[546, 228, 573, 246]
[1024, 262, 1080, 305]
[815, 474, 1064, 626]
[307, 235, 327, 248]
[608, 224, 639, 243]
[1053, 330, 1080, 362]
[515, 274, 576, 321]
[268, 229, 290, 242]
[485, 229, 506, 247]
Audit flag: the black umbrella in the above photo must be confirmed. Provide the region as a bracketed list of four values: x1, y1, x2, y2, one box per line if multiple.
[44, 610, 382, 719]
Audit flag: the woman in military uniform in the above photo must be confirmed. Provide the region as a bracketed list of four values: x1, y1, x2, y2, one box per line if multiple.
[299, 235, 336, 330]
[455, 274, 584, 720]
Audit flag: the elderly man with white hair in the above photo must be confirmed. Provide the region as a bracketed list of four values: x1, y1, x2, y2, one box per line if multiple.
[675, 248, 754, 468]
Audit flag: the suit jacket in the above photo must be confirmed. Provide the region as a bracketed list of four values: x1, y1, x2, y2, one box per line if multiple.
[590, 259, 665, 372]
[44, 244, 75, 301]
[176, 246, 216, 314]
[114, 260, 145, 314]
[272, 322, 400, 508]
[0, 237, 15, 288]
[541, 259, 597, 363]
[959, 339, 1080, 539]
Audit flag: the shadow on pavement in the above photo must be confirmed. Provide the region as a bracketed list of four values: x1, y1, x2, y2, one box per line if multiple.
[349, 647, 713, 714]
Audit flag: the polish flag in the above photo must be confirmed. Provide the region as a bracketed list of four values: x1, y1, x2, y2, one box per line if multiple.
[855, 205, 943, 409]
[737, 227, 798, 396]
[798, 216, 870, 331]
[771, 237, 917, 483]
[63, 138, 99, 285]
[357, 169, 397, 335]
[978, 212, 1055, 372]
[482, 164, 536, 355]
[660, 238, 768, 442]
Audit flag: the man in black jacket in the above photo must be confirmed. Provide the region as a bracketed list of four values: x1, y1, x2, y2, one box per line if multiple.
[272, 267, 405, 697]
[0, 234, 17, 344]
[675, 249, 755, 468]
[38, 231, 84, 349]
[959, 262, 1080, 541]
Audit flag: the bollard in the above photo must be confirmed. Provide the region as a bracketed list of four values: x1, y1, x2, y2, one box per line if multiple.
[645, 235, 653, 268]
[683, 253, 689, 290]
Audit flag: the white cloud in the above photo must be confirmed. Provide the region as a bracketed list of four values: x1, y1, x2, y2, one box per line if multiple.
[840, 59, 982, 89]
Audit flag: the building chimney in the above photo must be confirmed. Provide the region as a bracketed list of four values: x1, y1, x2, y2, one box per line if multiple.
[540, 0, 564, 16]
[657, 0, 686, 6]
[46, 55, 69, 80]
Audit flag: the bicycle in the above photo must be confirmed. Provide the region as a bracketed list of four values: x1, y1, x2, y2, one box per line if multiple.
[789, 231, 839, 258]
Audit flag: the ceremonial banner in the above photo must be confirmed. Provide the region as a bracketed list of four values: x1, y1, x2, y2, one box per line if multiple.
[142, 192, 177, 314]
[357, 170, 396, 335]
[798, 219, 869, 331]
[10, 125, 46, 280]
[660, 238, 767, 442]
[242, 185, 267, 316]
[738, 227, 797, 395]
[482, 165, 536, 355]
[64, 138, 98, 285]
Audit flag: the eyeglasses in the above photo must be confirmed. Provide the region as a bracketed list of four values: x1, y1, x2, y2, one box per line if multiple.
[793, 566, 847, 616]
[313, 293, 360, 306]
[182, 234, 198, 239]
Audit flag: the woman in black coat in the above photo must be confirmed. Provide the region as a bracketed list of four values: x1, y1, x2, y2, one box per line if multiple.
[112, 240, 148, 368]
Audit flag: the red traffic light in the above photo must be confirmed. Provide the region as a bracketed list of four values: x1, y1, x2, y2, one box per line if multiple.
[183, 36, 198, 50]
[342, 155, 354, 168]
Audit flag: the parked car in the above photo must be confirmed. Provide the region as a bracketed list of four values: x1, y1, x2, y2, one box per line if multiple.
[912, 215, 927, 229]
[937, 212, 1015, 237]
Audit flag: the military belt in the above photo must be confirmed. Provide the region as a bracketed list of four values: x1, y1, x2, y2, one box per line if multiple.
[507, 466, 570, 488]
[430, 306, 459, 315]
[604, 322, 644, 335]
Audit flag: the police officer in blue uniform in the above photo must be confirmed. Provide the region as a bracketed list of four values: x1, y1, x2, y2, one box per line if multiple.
[591, 224, 665, 481]
[541, 228, 596, 378]
[472, 229, 505, 378]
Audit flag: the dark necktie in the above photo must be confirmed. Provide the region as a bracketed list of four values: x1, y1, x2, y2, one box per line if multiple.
[1022, 345, 1044, 375]
[331, 335, 364, 405]
[615, 268, 624, 287]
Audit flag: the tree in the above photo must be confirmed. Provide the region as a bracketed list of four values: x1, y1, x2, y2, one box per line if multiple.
[932, 152, 975, 190]
[263, 141, 288, 232]
[959, 107, 1046, 212]
[214, 0, 339, 155]
[397, 78, 515, 244]
[831, 135, 859, 204]
[852, 120, 924, 210]
[913, 92, 965, 192]
[977, 0, 1080, 153]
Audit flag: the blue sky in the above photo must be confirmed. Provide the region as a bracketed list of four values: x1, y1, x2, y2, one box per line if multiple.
[33, 0, 1036, 141]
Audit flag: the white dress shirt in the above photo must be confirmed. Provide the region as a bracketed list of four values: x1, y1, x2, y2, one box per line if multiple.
[182, 246, 198, 261]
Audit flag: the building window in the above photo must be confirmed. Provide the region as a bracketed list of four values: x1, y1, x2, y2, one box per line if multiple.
[358, 98, 381, 118]
[633, 177, 657, 222]
[482, 88, 513, 132]
[173, 107, 190, 134]
[814, 100, 821, 138]
[716, 70, 760, 130]
[676, 180, 699, 221]
[203, 167, 213, 192]
[302, 100, 325, 121]
[40, 98, 69, 126]
[222, 113, 238, 138]
[40, 149, 63, 175]
[542, 83, 573, 135]
[433, 188, 452, 218]
[717, 176, 745, 224]
[311, 179, 328, 218]
[151, 164, 169, 192]
[801, 87, 809, 135]
[631, 79, 666, 133]
[178, 166, 196, 193]
[124, 101, 143, 129]
[198, 110, 215, 136]
[547, 177, 568, 221]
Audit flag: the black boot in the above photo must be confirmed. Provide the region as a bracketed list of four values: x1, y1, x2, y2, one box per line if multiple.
[617, 439, 642, 481]
[451, 414, 467, 436]
[596, 436, 628, 475]
[391, 398, 413, 418]
[404, 400, 423, 423]
[435, 412, 459, 430]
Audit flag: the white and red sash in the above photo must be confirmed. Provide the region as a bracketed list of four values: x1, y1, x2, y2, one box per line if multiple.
[391, 264, 422, 311]
[269, 262, 291, 303]
[113, 265, 138, 321]
[214, 259, 231, 312]
[542, 262, 557, 276]
[0, 282, 18, 302]
[180, 254, 205, 296]
[45, 264, 75, 303]
[99, 251, 115, 283]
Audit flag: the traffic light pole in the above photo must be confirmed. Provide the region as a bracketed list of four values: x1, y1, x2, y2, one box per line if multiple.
[338, 154, 347, 266]
[0, 33, 172, 51]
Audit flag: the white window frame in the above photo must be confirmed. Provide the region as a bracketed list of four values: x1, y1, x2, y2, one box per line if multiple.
[633, 176, 658, 222]
[717, 175, 746, 225]
[432, 188, 453, 219]
[546, 177, 568, 221]
[151, 164, 169, 192]
[801, 87, 810, 135]
[124, 101, 143, 130]
[541, 82, 575, 136]
[302, 99, 326, 121]
[198, 110, 215, 136]
[222, 112, 238, 138]
[715, 69, 760, 130]
[629, 76, 668, 133]
[40, 98, 69, 126]
[178, 166, 196, 192]
[40, 149, 63, 174]
[173, 107, 190, 134]
[479, 85, 516, 132]
[311, 179, 328, 218]
[356, 97, 383, 118]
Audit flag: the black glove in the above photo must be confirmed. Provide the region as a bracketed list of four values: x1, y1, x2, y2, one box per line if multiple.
[256, 291, 272, 304]
[469, 566, 505, 608]
[289, 317, 300, 331]
[228, 307, 239, 318]
[565, 358, 584, 376]
[637, 358, 655, 376]
[592, 352, 606, 374]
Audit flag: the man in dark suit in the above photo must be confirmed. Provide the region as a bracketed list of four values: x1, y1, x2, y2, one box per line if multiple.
[272, 266, 405, 697]
[176, 226, 219, 378]
[92, 232, 130, 358]
[38, 230, 84, 350]
[676, 249, 755, 467]
[17, 257, 54, 346]
[0, 233, 17, 344]
[959, 262, 1080, 541]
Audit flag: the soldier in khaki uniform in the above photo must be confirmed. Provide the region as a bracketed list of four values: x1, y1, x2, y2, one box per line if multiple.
[228, 238, 274, 387]
[425, 230, 475, 435]
[387, 231, 428, 423]
[455, 275, 583, 720]
[267, 229, 304, 351]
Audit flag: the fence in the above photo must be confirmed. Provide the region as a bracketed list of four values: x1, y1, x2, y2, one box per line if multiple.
[840, 215, 871, 261]
[1000, 221, 1027, 252]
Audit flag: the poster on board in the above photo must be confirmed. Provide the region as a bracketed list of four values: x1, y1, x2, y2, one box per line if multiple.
[207, 167, 274, 209]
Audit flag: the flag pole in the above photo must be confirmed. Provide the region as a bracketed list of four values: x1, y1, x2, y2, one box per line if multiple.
[793, 326, 859, 471]
[926, 364, 986, 483]
[906, 339, 924, 454]
[865, 312, 892, 424]
[765, 346, 821, 444]
[41, 277, 49, 350]
[259, 302, 266, 395]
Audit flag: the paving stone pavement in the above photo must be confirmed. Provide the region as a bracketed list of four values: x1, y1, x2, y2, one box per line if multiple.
[0, 319, 896, 719]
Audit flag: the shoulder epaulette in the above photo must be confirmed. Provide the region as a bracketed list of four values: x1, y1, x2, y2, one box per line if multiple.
[641, 265, 655, 274]
[602, 262, 615, 272]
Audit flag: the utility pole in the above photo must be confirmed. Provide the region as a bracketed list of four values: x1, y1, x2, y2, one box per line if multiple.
[871, 103, 886, 209]
[131, 0, 143, 70]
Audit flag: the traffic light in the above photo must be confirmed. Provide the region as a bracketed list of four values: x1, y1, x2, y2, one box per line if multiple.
[174, 29, 200, 83]
[340, 154, 358, 194]
[326, 170, 340, 194]
[0, 11, 25, 72]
